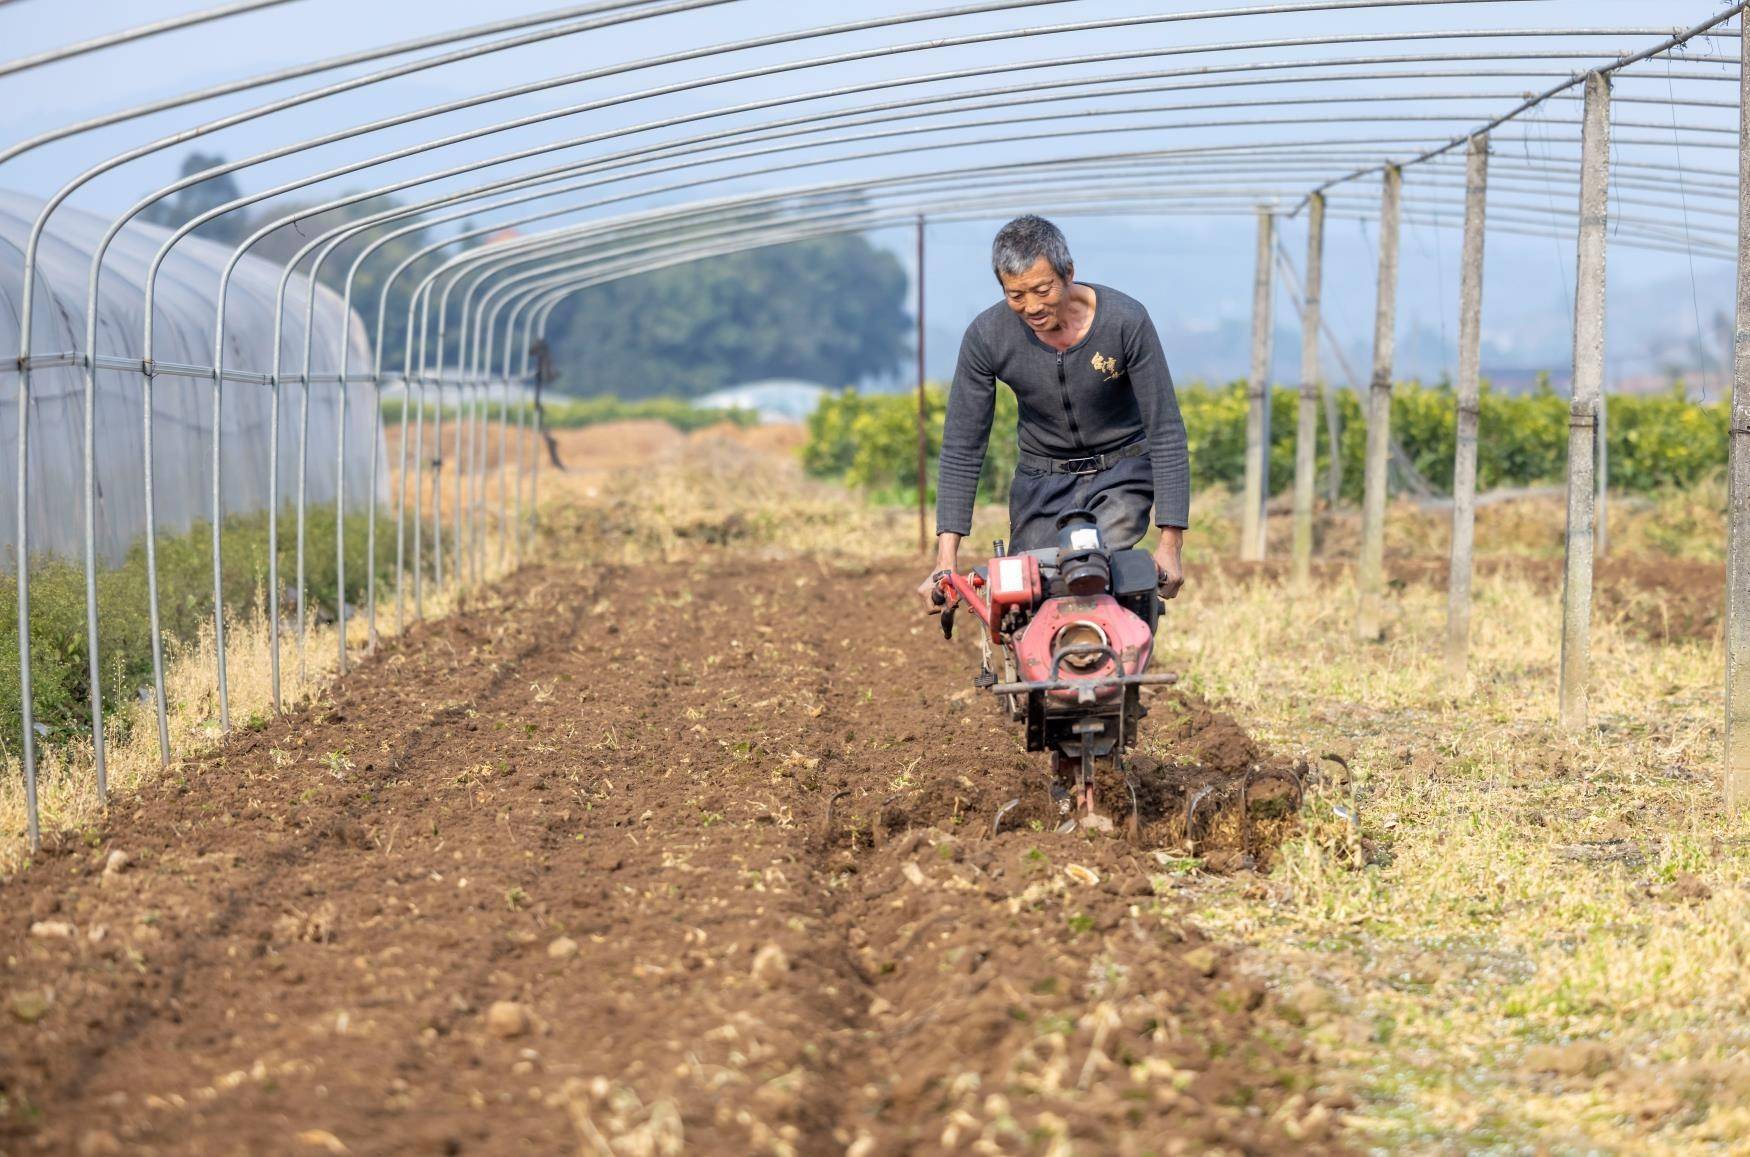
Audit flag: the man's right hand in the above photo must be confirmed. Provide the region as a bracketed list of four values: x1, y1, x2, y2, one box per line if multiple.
[917, 570, 949, 612]
[918, 532, 963, 611]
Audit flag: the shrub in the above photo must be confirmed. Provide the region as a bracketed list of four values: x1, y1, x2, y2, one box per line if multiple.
[804, 386, 1017, 506]
[0, 505, 394, 754]
[804, 378, 1731, 506]
[379, 394, 755, 433]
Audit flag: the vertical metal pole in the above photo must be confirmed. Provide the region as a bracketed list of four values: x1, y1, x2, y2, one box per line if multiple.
[336, 375, 348, 675]
[1446, 133, 1489, 683]
[295, 370, 310, 677]
[1291, 194, 1324, 584]
[530, 383, 543, 546]
[1355, 165, 1402, 642]
[460, 382, 473, 586]
[413, 383, 426, 619]
[1724, 32, 1750, 811]
[515, 379, 528, 564]
[211, 366, 230, 732]
[497, 380, 511, 566]
[1241, 207, 1274, 562]
[82, 314, 106, 801]
[14, 331, 38, 850]
[1560, 72, 1611, 730]
[367, 375, 381, 646]
[473, 383, 487, 580]
[142, 369, 170, 765]
[432, 385, 445, 595]
[453, 382, 465, 587]
[915, 214, 928, 553]
[457, 382, 470, 586]
[395, 377, 411, 635]
[269, 372, 282, 710]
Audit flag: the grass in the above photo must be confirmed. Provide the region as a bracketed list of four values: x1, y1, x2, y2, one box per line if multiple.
[1163, 518, 1746, 1150]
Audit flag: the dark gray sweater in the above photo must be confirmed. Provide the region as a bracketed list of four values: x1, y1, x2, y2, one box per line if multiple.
[935, 283, 1191, 536]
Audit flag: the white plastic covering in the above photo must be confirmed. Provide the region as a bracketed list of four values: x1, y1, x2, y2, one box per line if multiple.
[0, 189, 386, 568]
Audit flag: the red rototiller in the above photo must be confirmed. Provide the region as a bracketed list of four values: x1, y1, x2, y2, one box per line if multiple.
[932, 509, 1177, 835]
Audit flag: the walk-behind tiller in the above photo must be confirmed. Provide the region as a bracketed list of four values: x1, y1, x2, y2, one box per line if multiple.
[932, 510, 1178, 836]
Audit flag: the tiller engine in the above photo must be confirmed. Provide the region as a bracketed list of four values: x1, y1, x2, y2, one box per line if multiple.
[932, 510, 1177, 835]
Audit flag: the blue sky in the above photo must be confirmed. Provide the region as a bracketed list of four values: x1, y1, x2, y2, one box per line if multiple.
[1, 0, 1741, 391]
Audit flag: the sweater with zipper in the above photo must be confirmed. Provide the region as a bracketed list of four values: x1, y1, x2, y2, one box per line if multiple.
[934, 282, 1190, 537]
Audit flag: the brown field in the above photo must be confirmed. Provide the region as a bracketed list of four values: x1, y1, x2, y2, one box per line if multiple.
[2, 423, 1744, 1154]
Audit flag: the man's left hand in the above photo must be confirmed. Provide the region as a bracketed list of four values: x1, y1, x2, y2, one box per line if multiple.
[1153, 527, 1185, 600]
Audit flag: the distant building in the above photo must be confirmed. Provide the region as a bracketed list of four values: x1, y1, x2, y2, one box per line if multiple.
[697, 379, 828, 423]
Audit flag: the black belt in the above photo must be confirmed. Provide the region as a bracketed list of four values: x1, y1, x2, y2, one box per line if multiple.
[1018, 438, 1146, 476]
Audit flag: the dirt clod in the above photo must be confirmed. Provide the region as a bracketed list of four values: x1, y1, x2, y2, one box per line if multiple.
[10, 988, 51, 1024]
[1182, 945, 1222, 977]
[1525, 1041, 1614, 1078]
[546, 936, 579, 960]
[76, 1130, 123, 1157]
[485, 1001, 533, 1039]
[751, 942, 791, 988]
[1668, 872, 1713, 903]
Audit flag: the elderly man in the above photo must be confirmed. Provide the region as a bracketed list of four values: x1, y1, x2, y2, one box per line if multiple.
[916, 215, 1189, 604]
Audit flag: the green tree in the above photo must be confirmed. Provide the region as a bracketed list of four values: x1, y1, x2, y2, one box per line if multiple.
[140, 151, 249, 247]
[544, 234, 911, 398]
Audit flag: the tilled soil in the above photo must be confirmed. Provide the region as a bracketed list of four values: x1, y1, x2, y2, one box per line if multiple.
[1, 556, 1339, 1155]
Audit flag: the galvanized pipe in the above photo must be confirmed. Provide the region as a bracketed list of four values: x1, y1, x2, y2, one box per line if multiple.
[0, 0, 688, 169]
[1445, 132, 1490, 684]
[430, 143, 1743, 400]
[1559, 72, 1612, 730]
[175, 23, 1748, 399]
[0, 0, 298, 80]
[262, 67, 1750, 377]
[1295, 2, 1750, 211]
[18, 0, 721, 759]
[3, 0, 719, 770]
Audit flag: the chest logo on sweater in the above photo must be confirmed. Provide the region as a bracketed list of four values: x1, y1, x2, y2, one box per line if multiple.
[1090, 352, 1120, 380]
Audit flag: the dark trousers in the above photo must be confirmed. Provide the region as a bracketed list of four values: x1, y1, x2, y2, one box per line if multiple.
[1007, 451, 1155, 552]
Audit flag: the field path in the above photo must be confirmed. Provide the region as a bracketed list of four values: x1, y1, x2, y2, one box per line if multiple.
[1, 555, 1340, 1155]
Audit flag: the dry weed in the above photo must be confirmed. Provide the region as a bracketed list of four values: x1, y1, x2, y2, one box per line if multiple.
[1177, 560, 1744, 1152]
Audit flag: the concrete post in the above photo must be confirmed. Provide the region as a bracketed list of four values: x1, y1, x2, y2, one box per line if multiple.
[1559, 71, 1611, 730]
[1291, 193, 1324, 584]
[1355, 165, 1401, 641]
[1240, 207, 1274, 561]
[1445, 133, 1489, 682]
[1726, 34, 1750, 811]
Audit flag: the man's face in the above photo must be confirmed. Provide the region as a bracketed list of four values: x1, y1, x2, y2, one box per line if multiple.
[998, 256, 1073, 334]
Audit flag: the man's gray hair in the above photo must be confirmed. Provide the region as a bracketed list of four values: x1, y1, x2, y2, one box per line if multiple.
[991, 214, 1073, 281]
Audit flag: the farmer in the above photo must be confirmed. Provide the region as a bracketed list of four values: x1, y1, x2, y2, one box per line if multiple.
[915, 214, 1189, 605]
